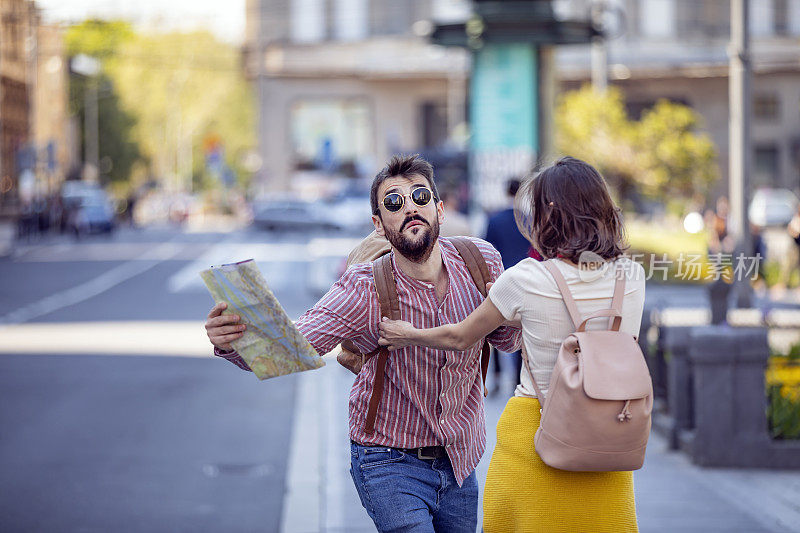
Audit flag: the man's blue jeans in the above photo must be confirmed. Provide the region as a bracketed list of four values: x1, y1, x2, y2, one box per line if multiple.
[349, 442, 478, 533]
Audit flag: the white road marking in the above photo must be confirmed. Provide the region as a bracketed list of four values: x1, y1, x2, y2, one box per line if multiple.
[0, 242, 185, 325]
[168, 237, 363, 293]
[0, 321, 211, 356]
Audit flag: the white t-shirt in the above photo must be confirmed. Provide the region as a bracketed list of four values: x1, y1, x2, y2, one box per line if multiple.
[488, 257, 646, 399]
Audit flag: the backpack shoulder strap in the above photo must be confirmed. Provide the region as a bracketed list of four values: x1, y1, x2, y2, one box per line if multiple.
[449, 237, 492, 396]
[373, 253, 400, 320]
[449, 237, 491, 296]
[542, 260, 582, 329]
[608, 263, 626, 331]
[363, 253, 399, 435]
[520, 346, 547, 405]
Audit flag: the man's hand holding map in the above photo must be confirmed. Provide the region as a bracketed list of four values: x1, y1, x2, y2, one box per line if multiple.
[201, 259, 324, 380]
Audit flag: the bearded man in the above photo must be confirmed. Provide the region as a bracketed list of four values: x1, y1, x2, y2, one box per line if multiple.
[205, 154, 520, 533]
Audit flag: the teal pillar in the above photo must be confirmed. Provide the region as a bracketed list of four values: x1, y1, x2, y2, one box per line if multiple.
[470, 43, 539, 211]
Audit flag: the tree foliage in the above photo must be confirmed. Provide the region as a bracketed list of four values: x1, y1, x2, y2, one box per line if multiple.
[555, 85, 718, 205]
[106, 30, 256, 192]
[65, 20, 256, 193]
[66, 20, 141, 186]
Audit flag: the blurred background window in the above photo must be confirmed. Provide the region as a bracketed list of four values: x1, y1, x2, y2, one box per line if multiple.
[676, 0, 730, 40]
[639, 0, 675, 38]
[290, 99, 372, 177]
[775, 0, 790, 35]
[751, 0, 776, 37]
[291, 0, 326, 43]
[754, 145, 781, 188]
[754, 94, 781, 122]
[334, 0, 368, 41]
[420, 100, 448, 150]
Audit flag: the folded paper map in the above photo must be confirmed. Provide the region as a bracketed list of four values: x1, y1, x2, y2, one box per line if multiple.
[200, 259, 324, 380]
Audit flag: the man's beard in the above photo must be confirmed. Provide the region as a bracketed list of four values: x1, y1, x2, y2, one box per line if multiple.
[384, 214, 440, 263]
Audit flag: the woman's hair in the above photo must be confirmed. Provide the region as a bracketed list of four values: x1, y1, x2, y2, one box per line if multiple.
[515, 156, 627, 263]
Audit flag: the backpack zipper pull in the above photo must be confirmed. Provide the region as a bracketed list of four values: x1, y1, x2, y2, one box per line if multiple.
[617, 400, 633, 422]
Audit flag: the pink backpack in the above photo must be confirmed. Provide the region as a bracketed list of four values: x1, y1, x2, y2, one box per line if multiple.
[523, 261, 653, 472]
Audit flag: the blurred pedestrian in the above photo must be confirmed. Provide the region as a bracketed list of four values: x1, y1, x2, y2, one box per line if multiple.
[705, 196, 734, 318]
[377, 157, 645, 532]
[484, 178, 530, 395]
[439, 188, 472, 237]
[750, 223, 767, 292]
[205, 154, 521, 533]
[706, 196, 735, 256]
[125, 193, 138, 227]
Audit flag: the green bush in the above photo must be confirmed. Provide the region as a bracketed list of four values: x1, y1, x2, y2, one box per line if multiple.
[767, 384, 800, 439]
[766, 349, 800, 439]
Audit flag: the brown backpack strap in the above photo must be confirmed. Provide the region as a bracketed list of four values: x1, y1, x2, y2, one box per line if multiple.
[364, 254, 399, 435]
[450, 237, 491, 296]
[449, 237, 493, 397]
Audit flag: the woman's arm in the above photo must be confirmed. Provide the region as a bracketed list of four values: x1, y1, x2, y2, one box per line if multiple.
[378, 297, 507, 351]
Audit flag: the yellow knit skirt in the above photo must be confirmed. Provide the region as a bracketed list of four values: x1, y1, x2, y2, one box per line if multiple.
[483, 396, 639, 533]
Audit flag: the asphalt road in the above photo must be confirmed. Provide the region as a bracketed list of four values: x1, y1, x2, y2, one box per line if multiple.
[4, 224, 797, 533]
[0, 225, 334, 533]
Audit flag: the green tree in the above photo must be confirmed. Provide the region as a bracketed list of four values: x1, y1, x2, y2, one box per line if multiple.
[106, 30, 256, 192]
[635, 100, 718, 198]
[65, 20, 142, 187]
[65, 19, 135, 59]
[555, 85, 718, 205]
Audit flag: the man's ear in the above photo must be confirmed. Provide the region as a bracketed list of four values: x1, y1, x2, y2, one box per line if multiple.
[372, 214, 385, 237]
[436, 200, 445, 225]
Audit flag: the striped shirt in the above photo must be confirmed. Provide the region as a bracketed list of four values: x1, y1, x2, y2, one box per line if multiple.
[215, 236, 521, 485]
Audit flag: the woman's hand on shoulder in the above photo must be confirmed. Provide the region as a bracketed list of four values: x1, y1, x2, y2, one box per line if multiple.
[377, 317, 417, 351]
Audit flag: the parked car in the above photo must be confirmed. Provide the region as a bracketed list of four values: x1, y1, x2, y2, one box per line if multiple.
[320, 192, 375, 234]
[749, 188, 799, 228]
[251, 199, 336, 231]
[61, 184, 115, 236]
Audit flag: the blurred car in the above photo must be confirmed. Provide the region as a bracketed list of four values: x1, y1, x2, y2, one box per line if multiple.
[749, 188, 799, 227]
[320, 192, 375, 234]
[252, 199, 337, 231]
[73, 199, 116, 234]
[61, 184, 116, 236]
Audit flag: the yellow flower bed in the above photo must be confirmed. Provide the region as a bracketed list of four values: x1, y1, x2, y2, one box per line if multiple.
[766, 357, 800, 402]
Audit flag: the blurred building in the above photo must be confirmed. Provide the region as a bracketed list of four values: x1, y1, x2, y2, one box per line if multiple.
[1, 0, 37, 212]
[33, 22, 71, 200]
[0, 0, 71, 214]
[556, 0, 800, 197]
[243, 0, 471, 194]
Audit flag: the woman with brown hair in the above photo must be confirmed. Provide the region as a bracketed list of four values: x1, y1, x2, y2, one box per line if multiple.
[378, 156, 645, 532]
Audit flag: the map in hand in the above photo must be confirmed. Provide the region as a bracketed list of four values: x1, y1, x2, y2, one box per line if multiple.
[200, 259, 324, 380]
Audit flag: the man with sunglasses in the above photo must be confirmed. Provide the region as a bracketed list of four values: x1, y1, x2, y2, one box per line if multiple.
[206, 154, 520, 532]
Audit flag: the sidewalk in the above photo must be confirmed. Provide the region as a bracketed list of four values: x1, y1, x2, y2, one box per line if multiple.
[282, 357, 800, 533]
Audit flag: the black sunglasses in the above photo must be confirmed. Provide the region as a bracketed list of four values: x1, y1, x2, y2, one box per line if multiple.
[382, 187, 434, 213]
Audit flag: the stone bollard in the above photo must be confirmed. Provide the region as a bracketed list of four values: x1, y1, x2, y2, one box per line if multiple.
[660, 326, 694, 450]
[687, 326, 771, 467]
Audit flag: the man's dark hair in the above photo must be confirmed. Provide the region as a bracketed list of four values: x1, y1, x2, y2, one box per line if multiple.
[370, 154, 439, 216]
[519, 156, 627, 263]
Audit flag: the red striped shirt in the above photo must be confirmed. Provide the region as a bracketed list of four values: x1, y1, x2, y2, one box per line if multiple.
[215, 236, 520, 485]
